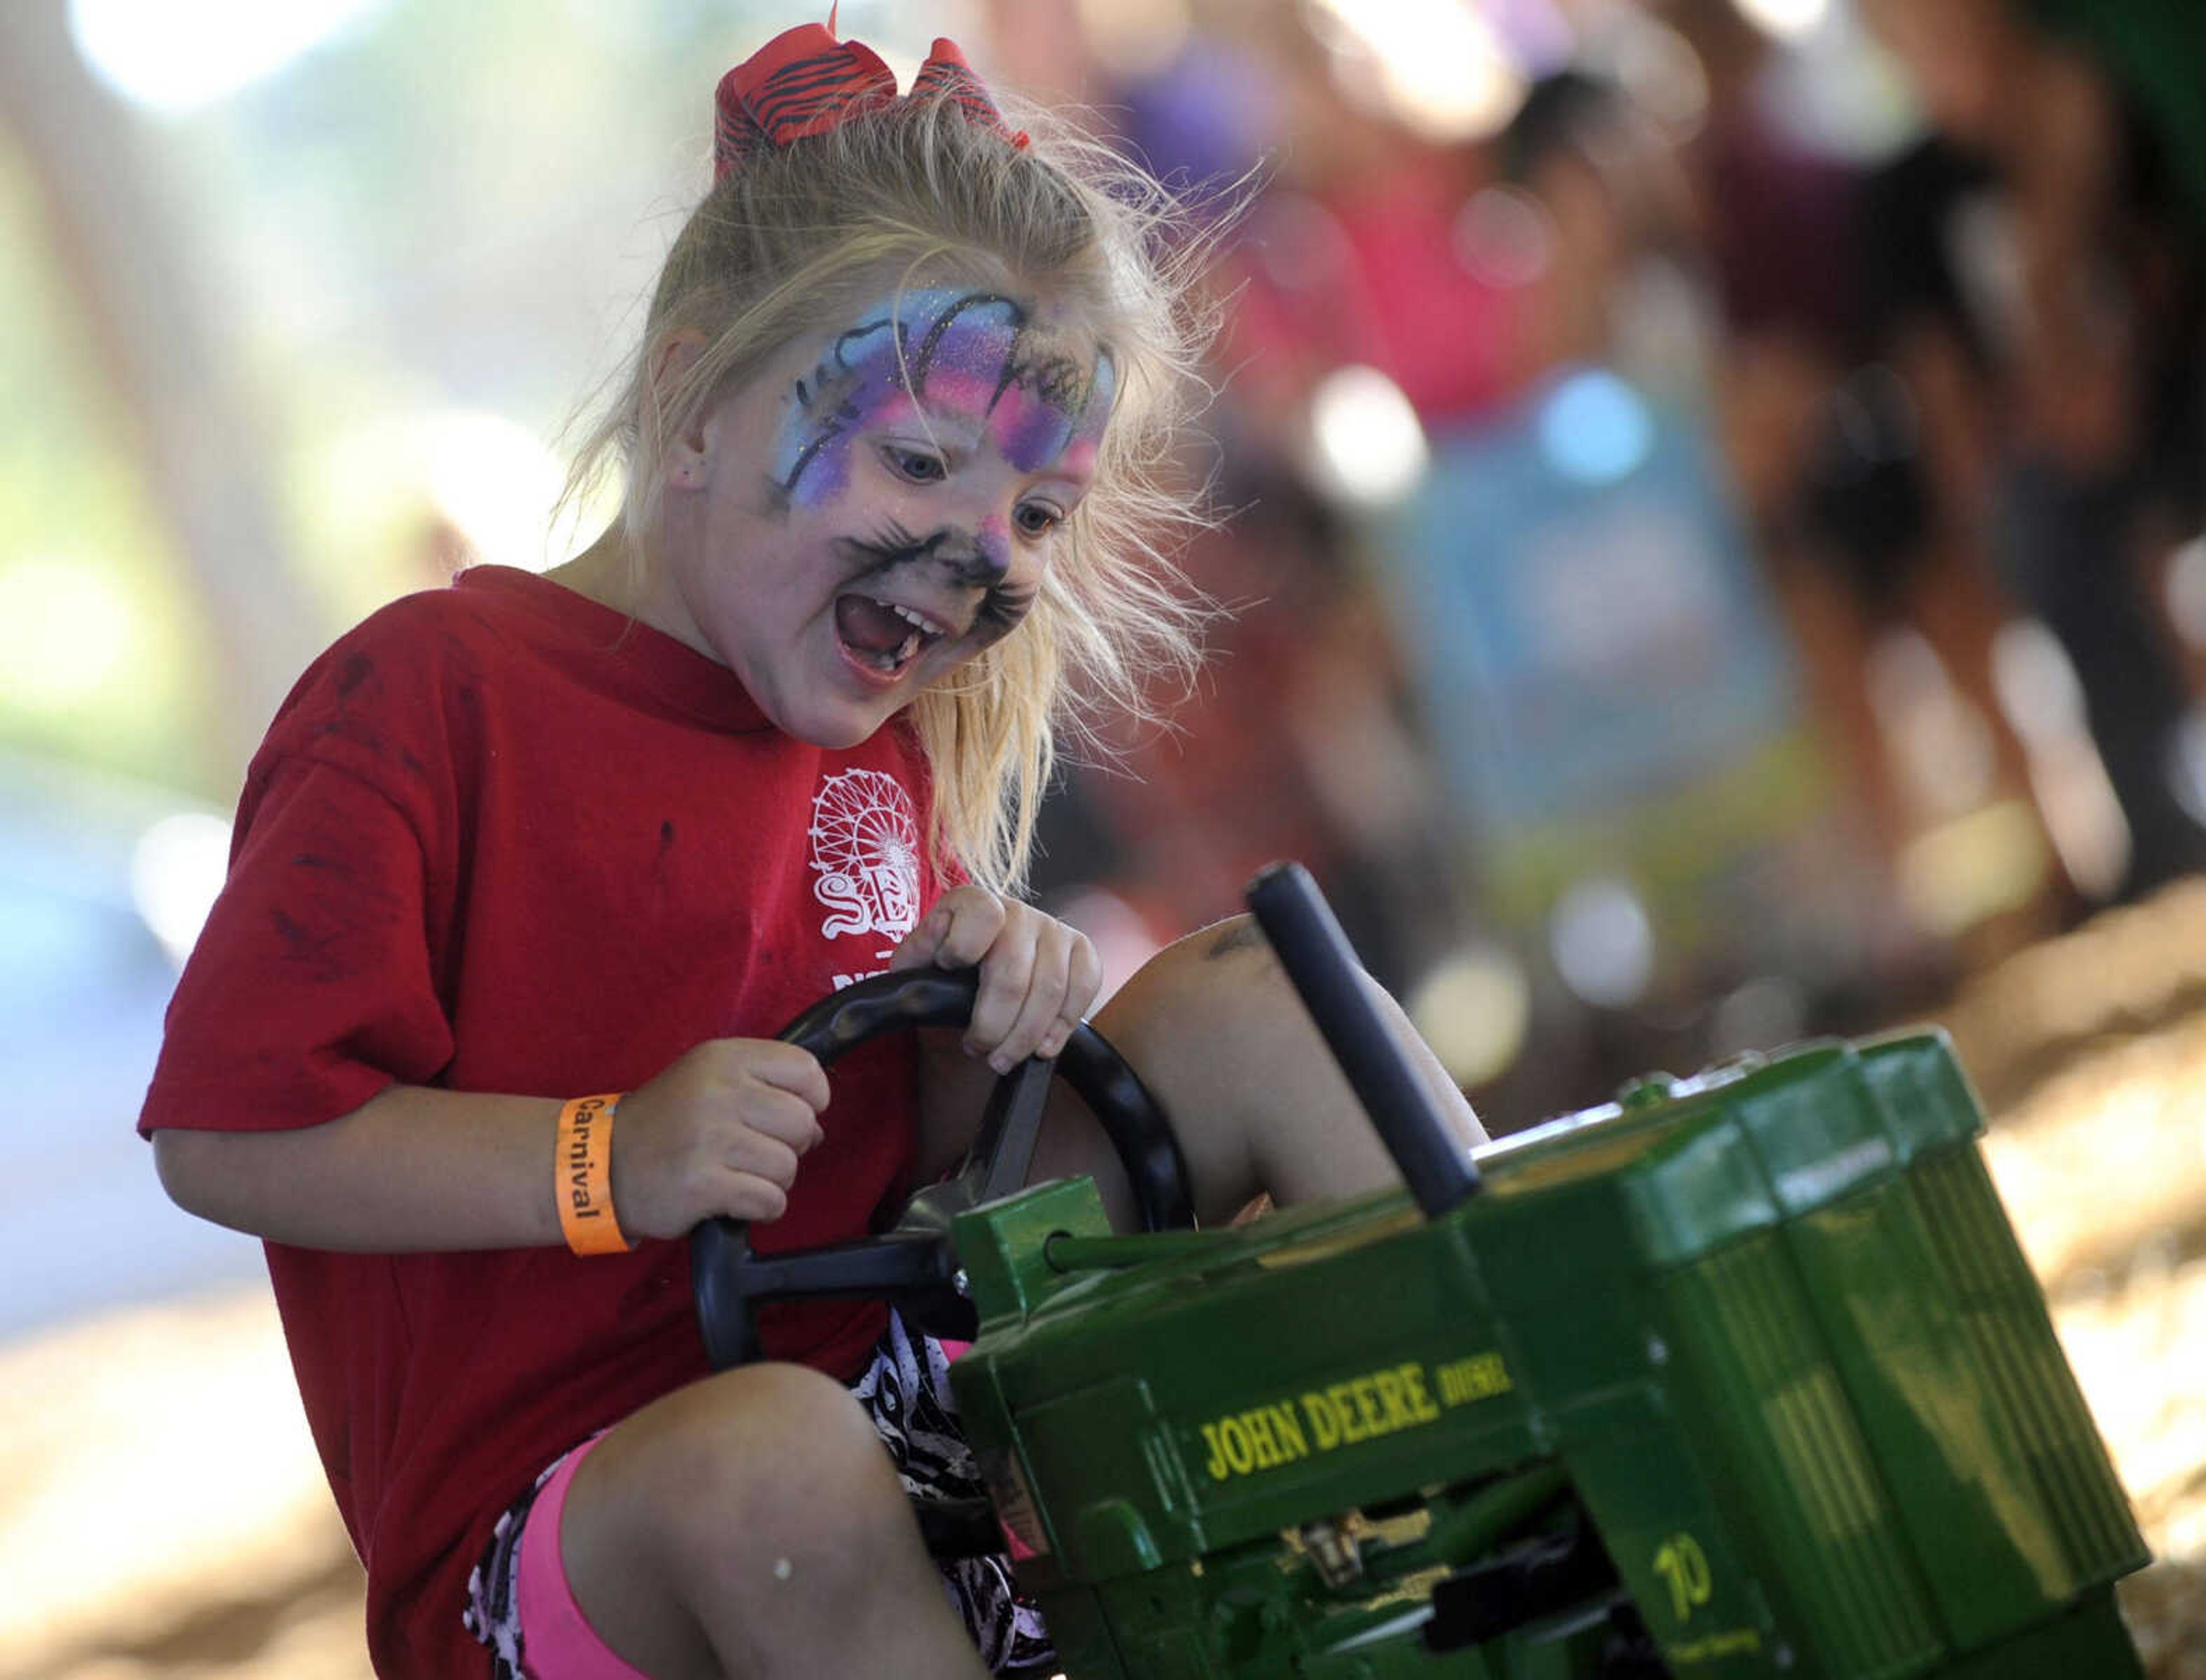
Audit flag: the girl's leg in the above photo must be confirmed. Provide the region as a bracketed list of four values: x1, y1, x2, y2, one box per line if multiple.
[1037, 914, 1487, 1229]
[552, 1361, 989, 1680]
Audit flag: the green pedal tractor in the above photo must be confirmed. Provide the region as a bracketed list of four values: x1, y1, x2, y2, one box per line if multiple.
[692, 864, 2149, 1677]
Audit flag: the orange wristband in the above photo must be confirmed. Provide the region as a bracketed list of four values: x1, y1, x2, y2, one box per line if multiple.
[556, 1093, 633, 1256]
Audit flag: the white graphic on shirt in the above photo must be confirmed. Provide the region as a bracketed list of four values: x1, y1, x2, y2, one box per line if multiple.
[809, 768, 922, 988]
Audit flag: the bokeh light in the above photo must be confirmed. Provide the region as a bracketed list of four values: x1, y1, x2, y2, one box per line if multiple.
[1897, 799, 2053, 938]
[1305, 0, 1525, 144]
[1409, 943, 1532, 1089]
[1732, 0, 1833, 45]
[131, 811, 233, 967]
[0, 556, 139, 714]
[68, 0, 393, 113]
[422, 411, 568, 575]
[1453, 185, 1555, 290]
[1548, 876, 1654, 1009]
[1992, 618, 2130, 901]
[1075, 0, 1193, 79]
[1306, 364, 1429, 507]
[1536, 369, 1654, 486]
[2168, 533, 2206, 649]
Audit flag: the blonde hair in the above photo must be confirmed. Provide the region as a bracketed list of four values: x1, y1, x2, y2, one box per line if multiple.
[562, 84, 1220, 895]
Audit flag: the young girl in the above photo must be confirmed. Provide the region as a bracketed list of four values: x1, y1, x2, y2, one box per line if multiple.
[141, 21, 1483, 1679]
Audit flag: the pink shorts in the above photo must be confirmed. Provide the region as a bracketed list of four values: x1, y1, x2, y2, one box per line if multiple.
[512, 1432, 647, 1680]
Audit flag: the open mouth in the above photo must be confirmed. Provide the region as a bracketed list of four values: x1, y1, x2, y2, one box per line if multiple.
[834, 593, 952, 675]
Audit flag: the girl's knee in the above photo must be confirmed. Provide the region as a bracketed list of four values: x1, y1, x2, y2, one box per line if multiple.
[1096, 911, 1444, 1213]
[593, 1362, 905, 1562]
[1091, 916, 1292, 1217]
[1098, 914, 1280, 1059]
[699, 1362, 892, 1506]
[558, 1362, 953, 1673]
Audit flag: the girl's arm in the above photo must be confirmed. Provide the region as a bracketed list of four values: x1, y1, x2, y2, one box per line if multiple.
[153, 1087, 569, 1253]
[152, 1036, 831, 1253]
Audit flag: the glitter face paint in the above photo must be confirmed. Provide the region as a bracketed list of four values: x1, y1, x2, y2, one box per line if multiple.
[611, 287, 1115, 749]
[774, 287, 1117, 510]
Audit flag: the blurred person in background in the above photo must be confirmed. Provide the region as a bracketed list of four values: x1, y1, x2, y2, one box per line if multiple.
[1665, 0, 2072, 960]
[1025, 6, 1484, 992]
[1089, 5, 1919, 1117]
[1856, 0, 2206, 901]
[1375, 45, 1891, 1115]
[1496, 66, 1717, 408]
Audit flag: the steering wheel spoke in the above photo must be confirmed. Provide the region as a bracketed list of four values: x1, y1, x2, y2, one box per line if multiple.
[962, 1054, 1059, 1209]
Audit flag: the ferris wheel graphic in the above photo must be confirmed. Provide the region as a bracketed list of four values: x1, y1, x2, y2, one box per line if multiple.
[809, 768, 921, 944]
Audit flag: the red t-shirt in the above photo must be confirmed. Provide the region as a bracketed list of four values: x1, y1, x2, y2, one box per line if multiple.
[140, 566, 946, 1676]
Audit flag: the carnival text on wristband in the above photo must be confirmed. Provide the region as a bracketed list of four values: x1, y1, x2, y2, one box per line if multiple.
[557, 1093, 634, 1255]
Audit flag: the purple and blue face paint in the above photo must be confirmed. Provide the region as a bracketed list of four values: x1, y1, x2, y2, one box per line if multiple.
[773, 287, 1117, 510]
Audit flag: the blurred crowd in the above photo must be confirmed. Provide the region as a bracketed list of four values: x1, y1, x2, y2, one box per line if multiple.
[7, 0, 2206, 1143]
[978, 0, 2206, 1125]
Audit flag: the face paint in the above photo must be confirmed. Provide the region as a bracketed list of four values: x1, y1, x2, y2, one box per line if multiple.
[975, 512, 1012, 580]
[835, 519, 1011, 592]
[774, 287, 1116, 509]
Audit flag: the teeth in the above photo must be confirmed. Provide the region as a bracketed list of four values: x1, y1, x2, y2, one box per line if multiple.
[879, 599, 945, 637]
[861, 629, 923, 673]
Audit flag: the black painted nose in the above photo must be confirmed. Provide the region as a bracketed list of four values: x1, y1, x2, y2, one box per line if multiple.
[937, 539, 1009, 588]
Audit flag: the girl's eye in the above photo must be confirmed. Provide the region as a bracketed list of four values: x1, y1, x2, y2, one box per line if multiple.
[884, 445, 947, 484]
[1014, 500, 1064, 537]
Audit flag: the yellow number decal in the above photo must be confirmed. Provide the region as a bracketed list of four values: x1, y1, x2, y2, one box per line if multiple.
[1652, 1532, 1713, 1624]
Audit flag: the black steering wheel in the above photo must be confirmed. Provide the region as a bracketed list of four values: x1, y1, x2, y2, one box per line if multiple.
[690, 966, 1195, 1375]
[686, 863, 1478, 1561]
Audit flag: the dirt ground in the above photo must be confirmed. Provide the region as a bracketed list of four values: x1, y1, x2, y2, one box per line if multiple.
[5, 885, 2204, 1679]
[1938, 882, 2206, 1680]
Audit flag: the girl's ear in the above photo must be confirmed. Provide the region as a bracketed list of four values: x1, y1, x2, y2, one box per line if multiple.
[651, 328, 713, 491]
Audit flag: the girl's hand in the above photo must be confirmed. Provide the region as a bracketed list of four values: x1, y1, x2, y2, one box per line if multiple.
[889, 886, 1102, 1073]
[610, 1039, 830, 1236]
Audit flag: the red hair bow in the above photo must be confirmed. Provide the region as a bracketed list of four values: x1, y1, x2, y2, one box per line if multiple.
[714, 22, 1028, 180]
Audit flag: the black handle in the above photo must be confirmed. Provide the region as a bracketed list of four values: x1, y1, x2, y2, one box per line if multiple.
[693, 1224, 963, 1370]
[692, 966, 1195, 1371]
[692, 973, 989, 1370]
[755, 966, 1189, 1230]
[1245, 861, 1479, 1218]
[780, 967, 986, 1061]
